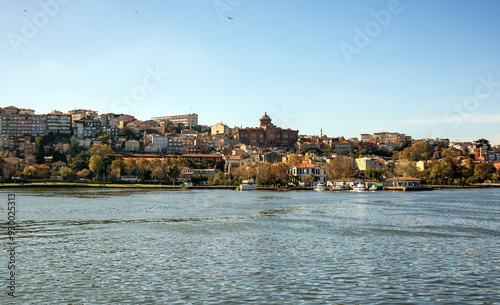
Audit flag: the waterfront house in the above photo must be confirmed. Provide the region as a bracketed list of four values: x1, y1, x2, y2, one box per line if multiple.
[332, 178, 365, 188]
[388, 177, 421, 188]
[290, 163, 327, 186]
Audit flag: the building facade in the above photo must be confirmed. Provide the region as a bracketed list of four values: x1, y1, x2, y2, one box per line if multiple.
[152, 114, 198, 127]
[238, 113, 298, 147]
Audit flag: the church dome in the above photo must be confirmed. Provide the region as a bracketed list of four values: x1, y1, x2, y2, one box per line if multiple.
[261, 112, 271, 120]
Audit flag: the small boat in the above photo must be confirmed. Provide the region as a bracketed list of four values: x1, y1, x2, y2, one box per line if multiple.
[239, 179, 257, 190]
[369, 185, 379, 191]
[313, 183, 327, 191]
[352, 183, 366, 192]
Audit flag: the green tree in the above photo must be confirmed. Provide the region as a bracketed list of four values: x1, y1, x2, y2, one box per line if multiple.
[400, 142, 433, 161]
[118, 126, 137, 139]
[394, 160, 419, 177]
[165, 165, 180, 184]
[59, 167, 75, 179]
[474, 162, 496, 182]
[89, 155, 105, 178]
[88, 144, 114, 158]
[441, 147, 463, 159]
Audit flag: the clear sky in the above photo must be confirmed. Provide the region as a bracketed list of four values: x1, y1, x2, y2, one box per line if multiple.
[2, 0, 500, 144]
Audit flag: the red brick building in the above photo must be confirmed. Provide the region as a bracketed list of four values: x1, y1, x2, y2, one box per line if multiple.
[238, 113, 298, 147]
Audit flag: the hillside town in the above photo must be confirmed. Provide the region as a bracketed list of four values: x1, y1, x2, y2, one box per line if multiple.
[1, 105, 499, 188]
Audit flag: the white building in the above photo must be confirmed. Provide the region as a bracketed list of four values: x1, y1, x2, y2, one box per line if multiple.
[152, 113, 198, 127]
[289, 163, 327, 185]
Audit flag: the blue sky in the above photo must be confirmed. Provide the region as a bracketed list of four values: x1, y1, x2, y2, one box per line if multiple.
[2, 0, 500, 144]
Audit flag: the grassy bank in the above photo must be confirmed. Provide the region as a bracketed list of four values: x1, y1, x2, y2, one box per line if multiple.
[0, 182, 183, 188]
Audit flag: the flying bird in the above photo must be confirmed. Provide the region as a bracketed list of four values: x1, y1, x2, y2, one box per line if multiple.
[24, 10, 27, 12]
[134, 9, 138, 13]
[227, 16, 233, 20]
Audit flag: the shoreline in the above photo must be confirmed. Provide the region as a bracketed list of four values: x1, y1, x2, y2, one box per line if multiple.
[0, 182, 499, 190]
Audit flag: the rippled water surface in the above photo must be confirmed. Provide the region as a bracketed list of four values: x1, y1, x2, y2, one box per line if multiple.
[1, 188, 499, 304]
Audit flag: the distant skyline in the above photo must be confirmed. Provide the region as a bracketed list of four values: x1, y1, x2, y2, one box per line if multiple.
[2, 0, 500, 144]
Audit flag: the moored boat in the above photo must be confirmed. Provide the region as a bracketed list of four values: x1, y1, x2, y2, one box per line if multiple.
[313, 183, 327, 191]
[239, 180, 257, 190]
[353, 183, 366, 192]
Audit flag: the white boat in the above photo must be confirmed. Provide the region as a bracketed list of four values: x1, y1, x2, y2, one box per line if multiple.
[313, 183, 327, 191]
[369, 185, 379, 191]
[352, 183, 366, 192]
[239, 180, 257, 190]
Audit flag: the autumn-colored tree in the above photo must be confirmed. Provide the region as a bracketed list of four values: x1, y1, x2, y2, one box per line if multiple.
[77, 169, 91, 179]
[285, 154, 304, 167]
[150, 159, 166, 181]
[123, 158, 138, 175]
[110, 159, 124, 180]
[324, 157, 355, 180]
[136, 158, 150, 179]
[271, 162, 290, 186]
[33, 164, 51, 178]
[22, 166, 36, 178]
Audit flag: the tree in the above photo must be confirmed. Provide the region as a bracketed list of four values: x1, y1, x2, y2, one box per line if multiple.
[33, 164, 51, 178]
[474, 162, 496, 182]
[394, 160, 419, 178]
[461, 158, 475, 178]
[118, 126, 137, 139]
[400, 142, 433, 161]
[95, 135, 112, 144]
[210, 171, 226, 185]
[59, 167, 75, 179]
[300, 174, 317, 186]
[22, 166, 36, 178]
[136, 158, 150, 179]
[271, 162, 291, 186]
[123, 158, 138, 175]
[441, 147, 462, 159]
[88, 144, 114, 158]
[89, 155, 105, 178]
[110, 159, 124, 180]
[66, 143, 83, 158]
[285, 154, 304, 167]
[324, 157, 355, 180]
[256, 163, 273, 186]
[165, 165, 180, 184]
[77, 169, 91, 179]
[67, 151, 90, 171]
[150, 159, 166, 181]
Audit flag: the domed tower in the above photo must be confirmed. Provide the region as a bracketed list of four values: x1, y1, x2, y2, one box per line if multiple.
[259, 112, 272, 127]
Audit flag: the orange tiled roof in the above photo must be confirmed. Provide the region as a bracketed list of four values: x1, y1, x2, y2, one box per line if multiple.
[388, 177, 421, 181]
[294, 163, 320, 169]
